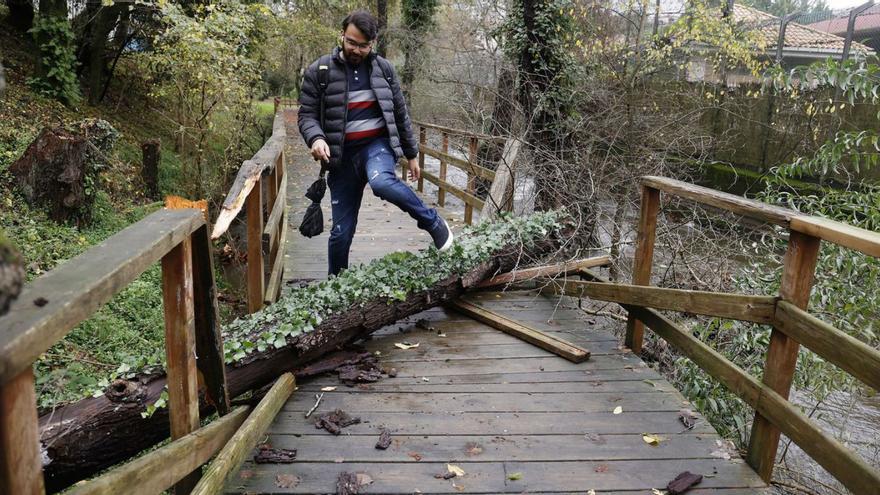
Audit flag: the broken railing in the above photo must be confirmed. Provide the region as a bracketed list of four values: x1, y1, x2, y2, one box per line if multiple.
[542, 176, 880, 493]
[212, 111, 288, 313]
[410, 120, 518, 224]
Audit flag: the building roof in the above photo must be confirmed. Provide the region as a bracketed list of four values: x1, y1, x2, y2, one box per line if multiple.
[732, 4, 874, 55]
[807, 4, 880, 36]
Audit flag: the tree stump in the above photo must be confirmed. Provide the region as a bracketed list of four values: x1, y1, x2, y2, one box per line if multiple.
[0, 231, 24, 316]
[9, 119, 118, 225]
[142, 139, 161, 199]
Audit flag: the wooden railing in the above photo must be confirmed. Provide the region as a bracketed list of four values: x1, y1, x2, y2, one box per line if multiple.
[212, 112, 288, 313]
[544, 176, 880, 494]
[0, 209, 229, 494]
[410, 120, 515, 224]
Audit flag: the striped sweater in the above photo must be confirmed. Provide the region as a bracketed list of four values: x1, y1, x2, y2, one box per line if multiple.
[343, 62, 387, 153]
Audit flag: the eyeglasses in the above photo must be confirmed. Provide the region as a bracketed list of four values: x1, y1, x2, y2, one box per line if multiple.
[343, 36, 373, 51]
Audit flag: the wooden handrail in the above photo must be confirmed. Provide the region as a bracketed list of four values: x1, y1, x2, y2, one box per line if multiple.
[613, 176, 880, 492]
[0, 208, 205, 385]
[412, 120, 506, 142]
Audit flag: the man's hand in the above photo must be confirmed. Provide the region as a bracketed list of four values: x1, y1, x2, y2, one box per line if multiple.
[310, 139, 330, 162]
[406, 158, 420, 182]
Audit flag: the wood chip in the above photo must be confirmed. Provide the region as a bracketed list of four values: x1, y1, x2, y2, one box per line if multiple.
[666, 471, 703, 494]
[254, 446, 297, 463]
[375, 428, 392, 450]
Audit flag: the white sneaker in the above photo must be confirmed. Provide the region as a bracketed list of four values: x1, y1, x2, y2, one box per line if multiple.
[431, 218, 454, 251]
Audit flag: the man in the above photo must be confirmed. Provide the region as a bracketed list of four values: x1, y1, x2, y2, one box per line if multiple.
[298, 10, 453, 276]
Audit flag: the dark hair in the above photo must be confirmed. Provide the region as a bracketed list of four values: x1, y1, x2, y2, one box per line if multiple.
[342, 10, 379, 40]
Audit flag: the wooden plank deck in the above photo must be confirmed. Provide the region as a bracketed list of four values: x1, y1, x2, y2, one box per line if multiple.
[226, 116, 769, 493]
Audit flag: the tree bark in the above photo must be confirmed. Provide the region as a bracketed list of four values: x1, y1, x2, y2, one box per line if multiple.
[9, 126, 94, 225]
[141, 139, 161, 199]
[376, 0, 388, 57]
[86, 4, 123, 105]
[38, 238, 561, 492]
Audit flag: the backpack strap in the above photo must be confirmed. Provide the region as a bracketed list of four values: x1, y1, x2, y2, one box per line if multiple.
[317, 54, 331, 131]
[374, 56, 395, 87]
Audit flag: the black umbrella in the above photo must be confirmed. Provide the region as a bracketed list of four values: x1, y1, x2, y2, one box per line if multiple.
[299, 161, 328, 238]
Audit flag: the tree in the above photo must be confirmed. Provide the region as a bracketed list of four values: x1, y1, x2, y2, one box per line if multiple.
[400, 0, 439, 94]
[377, 0, 389, 56]
[29, 0, 80, 104]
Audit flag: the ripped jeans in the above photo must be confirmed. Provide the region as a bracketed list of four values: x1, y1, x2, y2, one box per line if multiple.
[326, 138, 441, 276]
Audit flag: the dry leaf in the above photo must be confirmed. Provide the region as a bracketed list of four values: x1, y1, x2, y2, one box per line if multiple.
[394, 342, 420, 350]
[588, 490, 597, 495]
[594, 464, 609, 473]
[239, 469, 254, 480]
[507, 472, 523, 480]
[408, 451, 423, 461]
[421, 377, 430, 382]
[464, 442, 483, 456]
[334, 457, 345, 463]
[275, 473, 300, 489]
[642, 433, 662, 446]
[612, 406, 623, 414]
[652, 489, 667, 495]
[321, 386, 337, 392]
[453, 482, 465, 492]
[447, 464, 466, 477]
[356, 473, 374, 486]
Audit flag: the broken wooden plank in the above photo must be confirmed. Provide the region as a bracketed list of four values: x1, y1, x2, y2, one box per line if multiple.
[191, 373, 295, 495]
[449, 299, 590, 362]
[475, 255, 611, 288]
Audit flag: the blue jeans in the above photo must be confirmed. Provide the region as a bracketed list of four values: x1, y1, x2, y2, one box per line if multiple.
[327, 138, 441, 276]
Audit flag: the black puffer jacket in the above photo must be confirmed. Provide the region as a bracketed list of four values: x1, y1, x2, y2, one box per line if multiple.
[298, 47, 419, 169]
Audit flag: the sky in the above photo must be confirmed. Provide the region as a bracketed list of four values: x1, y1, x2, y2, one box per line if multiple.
[827, 0, 876, 9]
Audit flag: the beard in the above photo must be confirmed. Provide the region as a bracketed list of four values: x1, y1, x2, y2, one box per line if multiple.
[343, 46, 364, 65]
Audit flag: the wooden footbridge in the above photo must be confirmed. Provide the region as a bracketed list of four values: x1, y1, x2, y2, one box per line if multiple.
[1, 107, 879, 494]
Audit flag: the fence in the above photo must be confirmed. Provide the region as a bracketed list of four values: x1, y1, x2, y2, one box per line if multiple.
[410, 120, 514, 224]
[546, 176, 880, 493]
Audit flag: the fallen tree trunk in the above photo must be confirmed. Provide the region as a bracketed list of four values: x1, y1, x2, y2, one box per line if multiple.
[38, 237, 560, 492]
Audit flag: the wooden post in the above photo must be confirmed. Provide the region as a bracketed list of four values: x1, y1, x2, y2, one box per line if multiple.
[417, 126, 426, 192]
[747, 230, 821, 481]
[0, 368, 45, 495]
[625, 185, 660, 353]
[465, 136, 478, 224]
[161, 237, 201, 494]
[190, 225, 230, 415]
[246, 179, 264, 313]
[438, 132, 449, 207]
[273, 97, 279, 114]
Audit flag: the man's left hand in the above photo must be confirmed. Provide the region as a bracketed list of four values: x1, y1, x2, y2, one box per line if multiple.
[406, 158, 420, 182]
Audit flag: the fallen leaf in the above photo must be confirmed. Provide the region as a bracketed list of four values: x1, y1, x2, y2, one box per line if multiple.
[507, 472, 523, 480]
[612, 406, 623, 414]
[642, 433, 662, 446]
[239, 469, 254, 480]
[334, 457, 345, 463]
[666, 471, 702, 494]
[643, 379, 657, 387]
[356, 473, 374, 486]
[652, 489, 666, 495]
[678, 409, 697, 429]
[321, 386, 337, 392]
[447, 464, 466, 477]
[464, 442, 483, 456]
[421, 377, 430, 382]
[408, 451, 423, 461]
[594, 464, 609, 473]
[588, 490, 597, 495]
[395, 342, 420, 350]
[453, 482, 465, 492]
[275, 473, 300, 489]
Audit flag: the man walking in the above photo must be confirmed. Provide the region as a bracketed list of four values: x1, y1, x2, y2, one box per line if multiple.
[298, 10, 453, 276]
